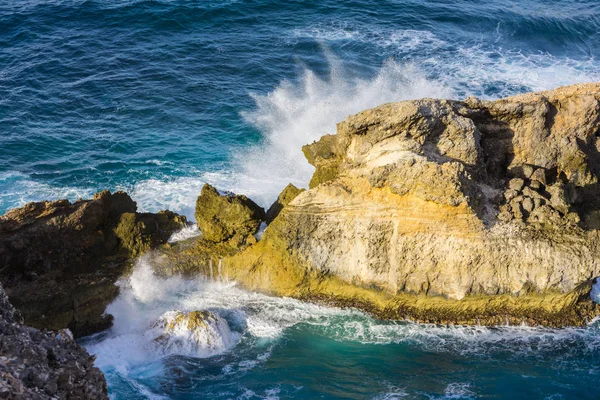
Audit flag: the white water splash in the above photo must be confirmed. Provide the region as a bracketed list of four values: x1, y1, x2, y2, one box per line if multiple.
[83, 254, 359, 372]
[168, 224, 201, 243]
[150, 310, 239, 357]
[208, 56, 453, 207]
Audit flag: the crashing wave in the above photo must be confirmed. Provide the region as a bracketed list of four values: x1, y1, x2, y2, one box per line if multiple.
[150, 310, 239, 357]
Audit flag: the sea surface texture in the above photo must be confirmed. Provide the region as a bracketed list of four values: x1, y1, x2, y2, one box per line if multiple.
[2, 0, 600, 399]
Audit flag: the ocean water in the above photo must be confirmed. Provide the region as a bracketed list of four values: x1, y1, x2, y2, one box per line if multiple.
[2, 0, 600, 398]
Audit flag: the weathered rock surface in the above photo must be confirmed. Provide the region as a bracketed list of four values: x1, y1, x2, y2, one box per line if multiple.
[0, 191, 186, 337]
[167, 83, 600, 327]
[0, 283, 108, 399]
[152, 310, 235, 356]
[265, 183, 305, 223]
[195, 183, 265, 245]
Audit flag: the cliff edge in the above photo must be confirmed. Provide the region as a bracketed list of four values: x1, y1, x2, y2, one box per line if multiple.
[167, 82, 600, 327]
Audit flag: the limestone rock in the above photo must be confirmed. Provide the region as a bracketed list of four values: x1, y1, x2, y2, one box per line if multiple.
[199, 83, 600, 328]
[195, 184, 265, 243]
[0, 191, 186, 337]
[0, 283, 108, 399]
[508, 178, 525, 191]
[265, 184, 305, 223]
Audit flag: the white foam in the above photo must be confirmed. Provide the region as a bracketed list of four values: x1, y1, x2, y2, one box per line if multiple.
[84, 254, 359, 372]
[150, 310, 240, 357]
[0, 171, 95, 215]
[591, 278, 600, 304]
[292, 25, 600, 99]
[440, 383, 476, 400]
[168, 224, 201, 243]
[293, 25, 446, 53]
[126, 177, 205, 220]
[373, 385, 409, 399]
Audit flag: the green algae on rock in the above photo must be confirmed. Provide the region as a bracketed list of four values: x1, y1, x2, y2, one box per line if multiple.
[265, 183, 305, 223]
[195, 183, 265, 244]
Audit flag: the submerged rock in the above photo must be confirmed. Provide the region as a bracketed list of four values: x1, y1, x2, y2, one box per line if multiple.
[195, 183, 265, 244]
[0, 283, 108, 399]
[0, 191, 186, 337]
[184, 82, 600, 327]
[152, 310, 236, 356]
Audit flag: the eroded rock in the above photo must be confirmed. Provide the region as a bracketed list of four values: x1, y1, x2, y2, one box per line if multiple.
[0, 191, 186, 336]
[0, 283, 108, 399]
[195, 183, 265, 244]
[190, 82, 600, 328]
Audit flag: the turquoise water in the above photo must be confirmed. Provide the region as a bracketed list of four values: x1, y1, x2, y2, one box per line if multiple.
[3, 0, 600, 398]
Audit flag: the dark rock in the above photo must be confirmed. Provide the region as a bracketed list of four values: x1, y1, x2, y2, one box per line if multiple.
[0, 191, 186, 337]
[0, 283, 108, 399]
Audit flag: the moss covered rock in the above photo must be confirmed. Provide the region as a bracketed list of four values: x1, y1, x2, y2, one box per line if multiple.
[265, 183, 305, 223]
[115, 211, 187, 257]
[195, 183, 265, 243]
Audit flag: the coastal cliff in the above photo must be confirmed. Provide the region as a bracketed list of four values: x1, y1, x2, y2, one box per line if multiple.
[163, 82, 600, 327]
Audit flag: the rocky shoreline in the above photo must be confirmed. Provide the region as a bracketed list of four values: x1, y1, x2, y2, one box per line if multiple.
[0, 283, 108, 399]
[157, 82, 600, 328]
[1, 82, 600, 397]
[0, 190, 186, 338]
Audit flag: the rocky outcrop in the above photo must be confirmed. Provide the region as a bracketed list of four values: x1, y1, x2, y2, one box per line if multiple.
[0, 283, 108, 399]
[195, 183, 265, 246]
[0, 191, 186, 337]
[265, 183, 304, 223]
[151, 310, 235, 356]
[164, 83, 600, 327]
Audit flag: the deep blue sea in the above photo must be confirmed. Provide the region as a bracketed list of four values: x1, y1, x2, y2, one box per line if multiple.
[2, 0, 600, 398]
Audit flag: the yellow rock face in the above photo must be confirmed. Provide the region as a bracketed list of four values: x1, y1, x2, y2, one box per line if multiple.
[171, 83, 600, 327]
